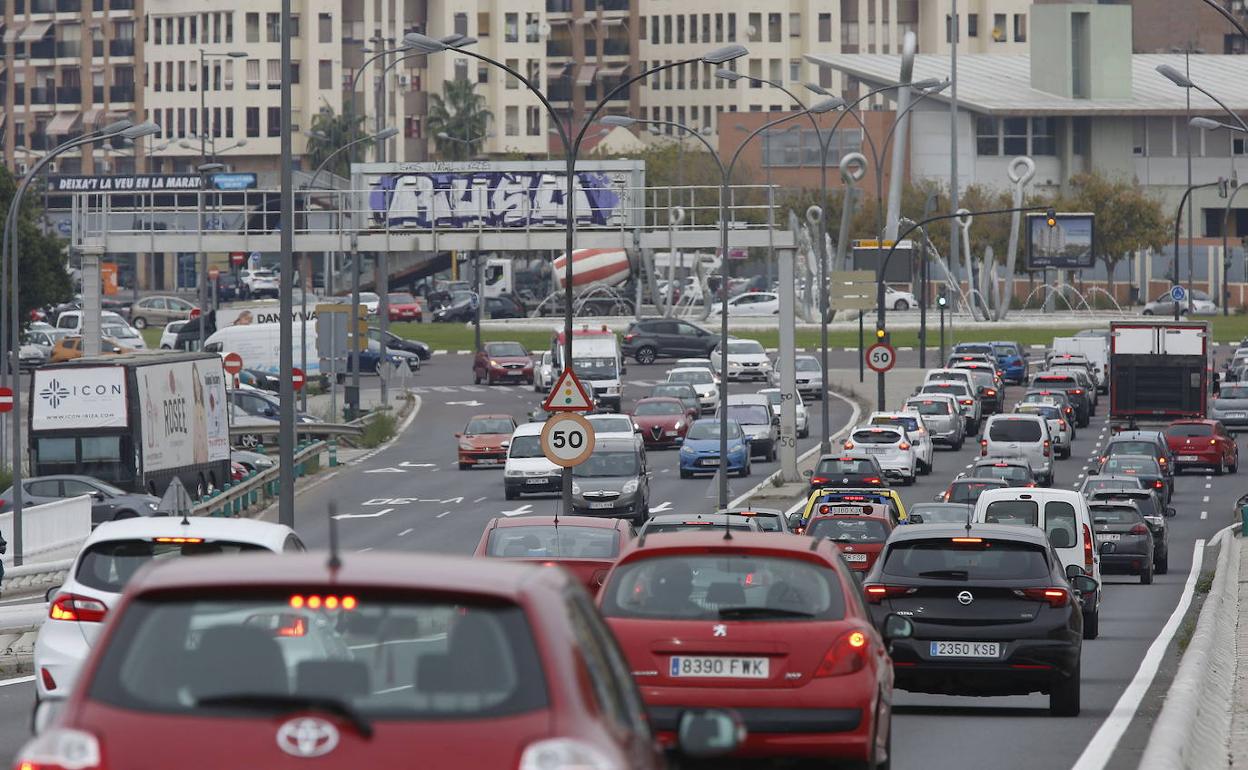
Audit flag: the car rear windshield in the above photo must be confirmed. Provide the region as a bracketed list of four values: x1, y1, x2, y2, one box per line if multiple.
[907, 505, 972, 524]
[871, 415, 920, 431]
[852, 429, 902, 444]
[88, 595, 547, 719]
[947, 481, 1002, 504]
[1166, 423, 1213, 438]
[993, 345, 1017, 357]
[1082, 478, 1143, 495]
[643, 522, 754, 535]
[1107, 441, 1158, 456]
[816, 458, 877, 475]
[795, 358, 821, 372]
[1095, 493, 1158, 517]
[1091, 506, 1142, 525]
[76, 540, 270, 594]
[1104, 456, 1161, 475]
[726, 340, 765, 355]
[601, 555, 845, 621]
[634, 401, 683, 416]
[971, 464, 1030, 483]
[485, 342, 527, 357]
[669, 370, 712, 384]
[726, 404, 771, 425]
[808, 517, 889, 543]
[882, 539, 1050, 580]
[590, 416, 634, 434]
[487, 525, 619, 558]
[1220, 386, 1248, 399]
[982, 499, 1039, 526]
[928, 371, 969, 383]
[652, 385, 694, 400]
[572, 451, 639, 478]
[907, 399, 952, 416]
[1017, 405, 1061, 421]
[989, 419, 1042, 442]
[921, 383, 969, 397]
[687, 421, 742, 440]
[466, 418, 514, 435]
[507, 435, 543, 459]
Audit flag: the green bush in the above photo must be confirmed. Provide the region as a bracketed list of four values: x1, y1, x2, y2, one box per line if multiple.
[0, 466, 10, 492]
[358, 410, 397, 449]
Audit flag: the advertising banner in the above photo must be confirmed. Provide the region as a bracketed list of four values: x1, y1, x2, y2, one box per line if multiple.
[1026, 213, 1096, 270]
[31, 368, 127, 430]
[138, 360, 230, 473]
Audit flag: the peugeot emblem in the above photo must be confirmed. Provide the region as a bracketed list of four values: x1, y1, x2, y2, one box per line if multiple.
[957, 591, 974, 606]
[712, 624, 727, 637]
[276, 717, 339, 758]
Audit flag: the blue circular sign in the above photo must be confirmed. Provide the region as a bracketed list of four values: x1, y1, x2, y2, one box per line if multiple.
[1170, 285, 1187, 303]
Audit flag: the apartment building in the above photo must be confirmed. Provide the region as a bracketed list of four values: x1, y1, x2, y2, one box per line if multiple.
[1, 0, 143, 175]
[143, 1, 342, 176]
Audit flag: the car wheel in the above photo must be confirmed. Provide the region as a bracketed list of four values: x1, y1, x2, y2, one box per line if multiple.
[1049, 662, 1081, 717]
[458, 462, 470, 470]
[740, 462, 751, 477]
[799, 427, 809, 439]
[1082, 608, 1099, 640]
[680, 469, 692, 479]
[132, 316, 147, 329]
[952, 438, 964, 451]
[635, 345, 657, 365]
[1142, 308, 1154, 316]
[1141, 562, 1154, 585]
[1156, 553, 1169, 574]
[893, 299, 910, 311]
[504, 488, 517, 501]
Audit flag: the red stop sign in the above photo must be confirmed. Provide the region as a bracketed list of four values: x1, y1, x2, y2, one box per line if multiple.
[292, 367, 306, 391]
[0, 387, 12, 414]
[223, 352, 244, 375]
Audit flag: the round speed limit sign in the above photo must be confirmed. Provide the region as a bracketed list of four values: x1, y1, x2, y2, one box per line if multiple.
[540, 413, 597, 467]
[866, 343, 897, 373]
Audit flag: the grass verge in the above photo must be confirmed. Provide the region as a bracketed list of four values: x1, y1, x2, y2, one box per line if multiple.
[358, 410, 397, 449]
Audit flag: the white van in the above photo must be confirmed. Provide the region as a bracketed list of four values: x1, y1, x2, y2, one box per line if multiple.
[1052, 336, 1109, 394]
[504, 422, 561, 499]
[203, 321, 320, 377]
[972, 488, 1103, 639]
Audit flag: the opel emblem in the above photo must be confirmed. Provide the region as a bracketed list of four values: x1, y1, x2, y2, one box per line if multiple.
[712, 624, 727, 637]
[276, 717, 339, 758]
[957, 591, 974, 606]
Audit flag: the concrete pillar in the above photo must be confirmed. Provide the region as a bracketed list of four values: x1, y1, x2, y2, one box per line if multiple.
[778, 246, 799, 482]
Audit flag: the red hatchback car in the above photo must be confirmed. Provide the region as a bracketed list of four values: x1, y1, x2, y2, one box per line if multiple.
[1165, 419, 1240, 475]
[473, 341, 534, 385]
[806, 514, 895, 575]
[631, 397, 695, 448]
[16, 553, 672, 770]
[456, 414, 517, 469]
[474, 515, 633, 593]
[599, 531, 910, 767]
[386, 292, 423, 322]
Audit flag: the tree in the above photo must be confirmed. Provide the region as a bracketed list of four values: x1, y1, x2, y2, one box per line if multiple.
[1057, 172, 1170, 296]
[306, 108, 372, 182]
[427, 80, 492, 161]
[0, 167, 73, 325]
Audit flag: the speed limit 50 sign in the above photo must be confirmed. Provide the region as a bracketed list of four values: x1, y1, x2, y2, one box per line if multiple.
[540, 413, 597, 467]
[866, 343, 896, 373]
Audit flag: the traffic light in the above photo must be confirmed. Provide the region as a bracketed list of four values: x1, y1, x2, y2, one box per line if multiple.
[1045, 208, 1057, 228]
[936, 291, 948, 309]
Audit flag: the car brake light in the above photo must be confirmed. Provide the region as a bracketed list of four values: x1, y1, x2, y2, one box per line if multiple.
[1043, 440, 1051, 457]
[1073, 389, 1084, 395]
[961, 399, 974, 405]
[1083, 524, 1094, 569]
[1020, 587, 1070, 608]
[980, 439, 988, 456]
[985, 389, 997, 396]
[13, 728, 103, 770]
[1130, 523, 1150, 535]
[952, 537, 983, 543]
[1158, 456, 1168, 464]
[814, 629, 870, 677]
[898, 442, 911, 450]
[1060, 420, 1067, 430]
[623, 333, 636, 343]
[49, 593, 107, 623]
[153, 537, 204, 544]
[1154, 480, 1165, 489]
[811, 477, 828, 485]
[865, 477, 881, 484]
[863, 584, 912, 604]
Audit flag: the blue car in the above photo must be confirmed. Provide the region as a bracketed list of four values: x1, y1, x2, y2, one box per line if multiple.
[679, 418, 751, 478]
[990, 340, 1028, 384]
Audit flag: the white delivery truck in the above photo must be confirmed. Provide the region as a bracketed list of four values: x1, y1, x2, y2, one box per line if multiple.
[1051, 336, 1109, 394]
[203, 321, 321, 378]
[551, 325, 624, 412]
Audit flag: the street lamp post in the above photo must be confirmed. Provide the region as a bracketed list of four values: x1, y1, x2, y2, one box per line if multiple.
[1171, 181, 1223, 321]
[4, 120, 158, 565]
[436, 130, 493, 161]
[407, 31, 749, 512]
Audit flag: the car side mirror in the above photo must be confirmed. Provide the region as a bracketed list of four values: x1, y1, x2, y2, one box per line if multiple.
[1064, 564, 1086, 580]
[453, 433, 462, 439]
[1099, 541, 1116, 555]
[1069, 575, 1099, 595]
[1166, 506, 1177, 518]
[881, 613, 914, 643]
[675, 708, 744, 758]
[772, 416, 780, 426]
[786, 512, 804, 531]
[263, 407, 278, 418]
[802, 469, 813, 478]
[90, 492, 105, 502]
[908, 513, 924, 524]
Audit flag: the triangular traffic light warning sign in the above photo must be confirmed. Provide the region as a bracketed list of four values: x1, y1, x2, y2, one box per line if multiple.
[542, 368, 595, 412]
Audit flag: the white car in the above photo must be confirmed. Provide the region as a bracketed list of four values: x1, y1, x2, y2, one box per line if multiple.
[708, 291, 781, 316]
[981, 413, 1055, 485]
[844, 425, 918, 485]
[770, 354, 824, 399]
[102, 322, 146, 349]
[586, 413, 644, 453]
[673, 358, 719, 382]
[711, 338, 773, 382]
[666, 367, 720, 414]
[239, 268, 279, 297]
[758, 387, 809, 439]
[532, 350, 556, 393]
[868, 411, 934, 475]
[504, 421, 562, 499]
[358, 291, 381, 315]
[886, 286, 918, 311]
[34, 517, 303, 701]
[160, 320, 188, 350]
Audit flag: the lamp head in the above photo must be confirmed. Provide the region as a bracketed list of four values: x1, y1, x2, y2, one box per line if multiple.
[374, 127, 400, 141]
[1156, 63, 1193, 88]
[100, 119, 134, 135]
[714, 68, 742, 82]
[402, 32, 447, 53]
[809, 97, 842, 114]
[120, 122, 161, 140]
[1190, 116, 1225, 131]
[804, 82, 832, 97]
[600, 115, 638, 128]
[911, 77, 943, 90]
[701, 44, 749, 64]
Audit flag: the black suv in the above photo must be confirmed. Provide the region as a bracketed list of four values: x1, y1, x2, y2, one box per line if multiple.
[621, 318, 718, 364]
[864, 524, 1096, 716]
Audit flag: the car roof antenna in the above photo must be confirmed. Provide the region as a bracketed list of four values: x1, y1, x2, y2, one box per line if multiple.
[327, 500, 342, 572]
[722, 472, 733, 541]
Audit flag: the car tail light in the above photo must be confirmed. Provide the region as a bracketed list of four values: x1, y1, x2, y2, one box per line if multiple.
[623, 333, 636, 343]
[980, 439, 988, 456]
[985, 389, 997, 396]
[810, 477, 828, 486]
[49, 594, 107, 623]
[519, 738, 614, 770]
[1154, 480, 1165, 489]
[1059, 420, 1067, 430]
[1130, 523, 1150, 535]
[863, 584, 912, 604]
[843, 441, 855, 450]
[1083, 524, 1094, 570]
[1158, 456, 1168, 464]
[865, 477, 881, 485]
[814, 629, 870, 678]
[961, 399, 974, 406]
[1020, 587, 1070, 608]
[40, 668, 56, 692]
[898, 442, 911, 450]
[13, 728, 103, 770]
[1073, 389, 1084, 395]
[1043, 440, 1051, 457]
[1212, 439, 1219, 445]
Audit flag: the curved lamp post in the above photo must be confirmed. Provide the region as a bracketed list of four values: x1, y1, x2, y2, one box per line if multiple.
[1191, 117, 1248, 315]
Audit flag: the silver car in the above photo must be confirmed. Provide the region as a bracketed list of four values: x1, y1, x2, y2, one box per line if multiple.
[981, 414, 1054, 485]
[719, 394, 780, 461]
[1211, 383, 1248, 429]
[904, 394, 965, 449]
[770, 354, 824, 400]
[1142, 288, 1217, 316]
[570, 436, 649, 524]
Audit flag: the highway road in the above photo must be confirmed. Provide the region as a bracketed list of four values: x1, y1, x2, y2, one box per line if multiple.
[0, 351, 1236, 769]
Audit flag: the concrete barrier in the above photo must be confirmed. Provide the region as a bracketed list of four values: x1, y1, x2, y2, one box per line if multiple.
[0, 496, 92, 565]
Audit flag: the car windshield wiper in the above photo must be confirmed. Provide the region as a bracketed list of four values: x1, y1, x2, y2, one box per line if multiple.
[717, 606, 815, 619]
[196, 693, 373, 738]
[917, 569, 969, 580]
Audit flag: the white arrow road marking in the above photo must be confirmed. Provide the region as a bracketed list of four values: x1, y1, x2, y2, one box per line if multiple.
[473, 496, 488, 503]
[436, 511, 451, 519]
[650, 502, 674, 513]
[399, 462, 437, 468]
[364, 467, 405, 474]
[501, 504, 533, 517]
[398, 528, 413, 537]
[441, 497, 464, 504]
[446, 400, 485, 407]
[333, 508, 393, 520]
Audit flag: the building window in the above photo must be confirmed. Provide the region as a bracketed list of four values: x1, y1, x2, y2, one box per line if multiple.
[225, 12, 233, 43]
[525, 13, 539, 42]
[728, 13, 736, 41]
[454, 13, 468, 36]
[246, 12, 259, 43]
[318, 13, 332, 43]
[478, 63, 489, 84]
[526, 106, 540, 136]
[289, 15, 299, 38]
[505, 13, 518, 43]
[267, 59, 281, 90]
[454, 59, 468, 82]
[689, 13, 697, 43]
[477, 12, 490, 37]
[225, 107, 234, 137]
[762, 127, 861, 167]
[968, 14, 978, 37]
[747, 13, 761, 43]
[189, 16, 197, 43]
[267, 106, 281, 137]
[946, 14, 954, 44]
[266, 13, 280, 43]
[992, 14, 1006, 42]
[1013, 14, 1026, 42]
[677, 15, 685, 43]
[246, 107, 260, 137]
[246, 59, 260, 90]
[769, 13, 782, 42]
[505, 58, 519, 89]
[976, 116, 999, 156]
[1146, 117, 1174, 157]
[650, 16, 658, 43]
[318, 60, 332, 90]
[639, 16, 646, 39]
[664, 15, 672, 44]
[715, 13, 724, 43]
[817, 13, 831, 42]
[505, 105, 519, 136]
[1030, 117, 1055, 155]
[789, 12, 801, 37]
[1003, 117, 1028, 154]
[1132, 117, 1147, 156]
[789, 59, 801, 83]
[289, 62, 300, 85]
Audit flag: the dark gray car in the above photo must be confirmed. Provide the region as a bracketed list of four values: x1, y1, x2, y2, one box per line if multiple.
[0, 475, 159, 527]
[570, 437, 649, 524]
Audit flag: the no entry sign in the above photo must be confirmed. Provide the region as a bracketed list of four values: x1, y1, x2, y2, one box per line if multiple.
[292, 367, 306, 391]
[0, 387, 12, 413]
[223, 352, 244, 375]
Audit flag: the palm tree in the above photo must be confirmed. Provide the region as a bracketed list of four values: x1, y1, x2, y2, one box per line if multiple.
[306, 108, 372, 181]
[427, 79, 492, 160]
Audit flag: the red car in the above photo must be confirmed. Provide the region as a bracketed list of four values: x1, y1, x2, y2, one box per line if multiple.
[631, 397, 695, 448]
[599, 531, 908, 767]
[1165, 419, 1240, 474]
[473, 341, 534, 385]
[456, 414, 517, 469]
[805, 514, 894, 575]
[386, 292, 423, 322]
[15, 552, 677, 769]
[474, 515, 632, 593]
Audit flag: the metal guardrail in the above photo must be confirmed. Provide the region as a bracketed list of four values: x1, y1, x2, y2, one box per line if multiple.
[229, 422, 364, 443]
[193, 440, 329, 519]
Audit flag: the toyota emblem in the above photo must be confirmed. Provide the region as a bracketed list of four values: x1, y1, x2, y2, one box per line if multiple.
[957, 591, 974, 606]
[276, 717, 339, 758]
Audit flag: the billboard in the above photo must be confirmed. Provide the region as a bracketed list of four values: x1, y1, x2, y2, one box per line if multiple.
[353, 160, 644, 230]
[137, 361, 230, 473]
[1026, 213, 1096, 270]
[31, 368, 127, 431]
[851, 240, 915, 283]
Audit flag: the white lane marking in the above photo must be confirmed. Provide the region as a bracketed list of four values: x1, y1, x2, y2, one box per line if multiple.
[501, 504, 533, 517]
[364, 467, 405, 474]
[398, 528, 413, 536]
[473, 496, 488, 503]
[650, 502, 674, 513]
[1203, 496, 1210, 503]
[1070, 536, 1210, 770]
[456, 349, 471, 355]
[358, 547, 374, 552]
[1206, 475, 1213, 480]
[436, 510, 451, 519]
[1201, 511, 1208, 520]
[0, 676, 34, 688]
[661, 468, 671, 473]
[1077, 473, 1086, 479]
[433, 350, 446, 356]
[1206, 483, 1213, 490]
[333, 508, 393, 520]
